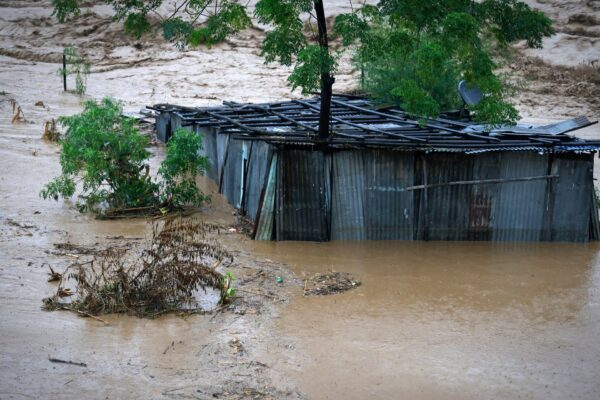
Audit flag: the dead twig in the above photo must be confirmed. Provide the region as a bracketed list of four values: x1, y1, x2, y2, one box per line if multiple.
[48, 357, 87, 367]
[236, 288, 278, 299]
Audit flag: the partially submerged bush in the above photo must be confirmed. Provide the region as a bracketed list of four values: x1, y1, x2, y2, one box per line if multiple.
[43, 218, 234, 317]
[40, 98, 209, 215]
[59, 47, 90, 96]
[159, 128, 210, 209]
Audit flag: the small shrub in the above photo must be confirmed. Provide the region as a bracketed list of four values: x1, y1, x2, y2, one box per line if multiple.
[41, 98, 209, 215]
[59, 47, 90, 96]
[41, 98, 155, 213]
[159, 128, 210, 209]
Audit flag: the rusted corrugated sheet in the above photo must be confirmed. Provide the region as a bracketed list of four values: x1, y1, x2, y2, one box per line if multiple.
[276, 149, 330, 241]
[255, 154, 277, 240]
[331, 151, 366, 240]
[549, 153, 593, 242]
[243, 141, 272, 221]
[491, 152, 548, 241]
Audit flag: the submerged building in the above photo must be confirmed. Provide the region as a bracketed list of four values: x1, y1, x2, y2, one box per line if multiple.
[151, 96, 600, 242]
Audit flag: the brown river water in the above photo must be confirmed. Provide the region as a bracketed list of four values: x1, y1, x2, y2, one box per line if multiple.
[1, 66, 599, 399]
[1, 1, 600, 396]
[250, 241, 600, 399]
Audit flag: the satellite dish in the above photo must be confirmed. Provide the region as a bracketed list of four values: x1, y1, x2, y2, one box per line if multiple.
[458, 80, 483, 106]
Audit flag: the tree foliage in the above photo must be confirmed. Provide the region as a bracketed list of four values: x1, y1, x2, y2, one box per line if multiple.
[334, 0, 553, 123]
[52, 0, 554, 125]
[41, 98, 209, 214]
[159, 128, 210, 209]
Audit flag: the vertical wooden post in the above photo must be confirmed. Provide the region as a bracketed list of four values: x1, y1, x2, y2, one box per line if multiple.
[62, 52, 67, 91]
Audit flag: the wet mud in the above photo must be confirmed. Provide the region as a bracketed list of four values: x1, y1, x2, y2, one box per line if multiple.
[1, 0, 600, 399]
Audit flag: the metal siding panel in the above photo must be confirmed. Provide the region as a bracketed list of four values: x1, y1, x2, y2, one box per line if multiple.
[221, 139, 243, 208]
[425, 153, 473, 241]
[255, 154, 278, 240]
[156, 112, 170, 143]
[491, 153, 548, 241]
[467, 153, 501, 241]
[216, 133, 229, 185]
[244, 141, 272, 221]
[202, 127, 219, 182]
[194, 126, 209, 159]
[550, 154, 593, 242]
[331, 151, 366, 240]
[364, 150, 414, 240]
[276, 149, 328, 241]
[170, 113, 183, 135]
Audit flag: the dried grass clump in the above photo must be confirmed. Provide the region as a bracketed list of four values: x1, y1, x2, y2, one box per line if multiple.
[43, 217, 233, 317]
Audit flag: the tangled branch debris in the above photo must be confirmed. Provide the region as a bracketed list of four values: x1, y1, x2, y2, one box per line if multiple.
[303, 271, 361, 296]
[43, 217, 233, 317]
[42, 119, 60, 141]
[10, 98, 25, 123]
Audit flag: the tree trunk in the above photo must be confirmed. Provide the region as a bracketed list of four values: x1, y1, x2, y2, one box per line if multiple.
[314, 0, 334, 140]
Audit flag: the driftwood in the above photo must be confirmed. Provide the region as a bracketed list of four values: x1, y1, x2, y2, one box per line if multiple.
[48, 357, 87, 367]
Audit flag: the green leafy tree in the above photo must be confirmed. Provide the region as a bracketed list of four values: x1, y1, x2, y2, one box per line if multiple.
[52, 0, 552, 128]
[51, 0, 336, 137]
[334, 0, 553, 123]
[41, 98, 209, 214]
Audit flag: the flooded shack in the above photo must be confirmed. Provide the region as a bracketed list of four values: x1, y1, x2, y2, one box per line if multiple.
[151, 96, 600, 242]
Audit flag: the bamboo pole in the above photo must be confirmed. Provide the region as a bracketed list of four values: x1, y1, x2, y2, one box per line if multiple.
[399, 174, 559, 192]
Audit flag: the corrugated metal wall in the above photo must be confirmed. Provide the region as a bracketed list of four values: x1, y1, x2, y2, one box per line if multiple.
[490, 153, 549, 241]
[243, 141, 272, 221]
[255, 154, 277, 241]
[364, 150, 414, 240]
[276, 149, 330, 241]
[156, 110, 596, 242]
[421, 153, 474, 240]
[156, 112, 170, 143]
[331, 151, 367, 240]
[199, 127, 218, 182]
[549, 153, 594, 242]
[221, 138, 244, 208]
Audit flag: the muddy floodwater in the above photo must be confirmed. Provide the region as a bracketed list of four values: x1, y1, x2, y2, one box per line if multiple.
[250, 241, 600, 399]
[1, 0, 600, 398]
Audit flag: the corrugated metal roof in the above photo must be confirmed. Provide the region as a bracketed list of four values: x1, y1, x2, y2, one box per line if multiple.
[150, 96, 600, 154]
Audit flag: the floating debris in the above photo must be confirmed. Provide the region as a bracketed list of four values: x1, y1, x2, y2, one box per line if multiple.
[42, 119, 60, 141]
[303, 271, 361, 296]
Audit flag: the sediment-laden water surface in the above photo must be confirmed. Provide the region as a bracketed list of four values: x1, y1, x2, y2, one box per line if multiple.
[1, 0, 599, 398]
[250, 241, 600, 399]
